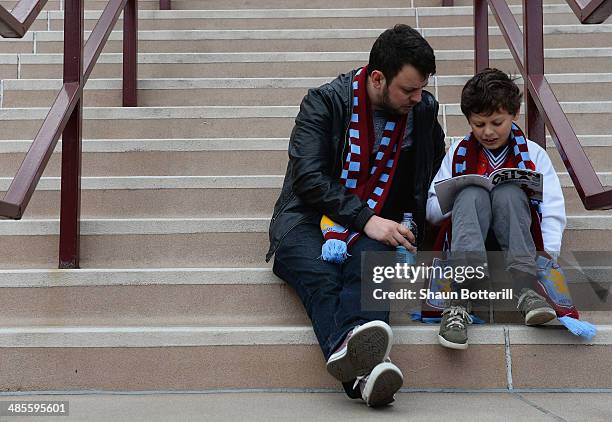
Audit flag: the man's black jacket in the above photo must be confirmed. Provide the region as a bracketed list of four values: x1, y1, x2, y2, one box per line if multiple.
[266, 69, 446, 262]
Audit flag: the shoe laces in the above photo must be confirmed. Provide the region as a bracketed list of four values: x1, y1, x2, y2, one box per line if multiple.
[353, 374, 367, 390]
[442, 306, 472, 330]
[353, 358, 393, 390]
[517, 289, 544, 310]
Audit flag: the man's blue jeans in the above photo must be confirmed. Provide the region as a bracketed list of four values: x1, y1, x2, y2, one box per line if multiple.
[273, 222, 393, 397]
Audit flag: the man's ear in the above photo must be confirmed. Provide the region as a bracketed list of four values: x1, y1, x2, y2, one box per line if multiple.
[370, 70, 385, 89]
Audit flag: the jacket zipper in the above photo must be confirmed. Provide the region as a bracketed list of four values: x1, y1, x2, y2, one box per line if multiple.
[339, 71, 355, 170]
[268, 215, 310, 261]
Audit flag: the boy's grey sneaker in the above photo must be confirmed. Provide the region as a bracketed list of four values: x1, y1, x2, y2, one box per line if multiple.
[438, 305, 472, 350]
[354, 360, 403, 407]
[326, 320, 393, 383]
[517, 288, 557, 326]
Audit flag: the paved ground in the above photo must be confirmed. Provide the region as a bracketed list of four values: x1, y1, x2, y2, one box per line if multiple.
[0, 391, 611, 421]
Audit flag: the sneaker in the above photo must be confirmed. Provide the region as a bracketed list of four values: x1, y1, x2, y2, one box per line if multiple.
[326, 320, 393, 383]
[517, 288, 557, 326]
[354, 361, 403, 407]
[438, 305, 472, 350]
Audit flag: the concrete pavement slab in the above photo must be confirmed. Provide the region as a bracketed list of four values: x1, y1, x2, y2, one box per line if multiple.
[0, 392, 592, 421]
[519, 393, 612, 422]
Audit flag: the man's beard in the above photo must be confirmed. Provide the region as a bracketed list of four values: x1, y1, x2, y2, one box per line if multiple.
[380, 86, 412, 117]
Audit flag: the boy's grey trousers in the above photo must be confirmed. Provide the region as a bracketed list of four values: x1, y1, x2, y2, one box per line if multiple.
[450, 183, 538, 294]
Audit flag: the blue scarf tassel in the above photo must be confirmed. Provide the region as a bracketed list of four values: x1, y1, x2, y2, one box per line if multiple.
[558, 316, 597, 340]
[321, 239, 348, 264]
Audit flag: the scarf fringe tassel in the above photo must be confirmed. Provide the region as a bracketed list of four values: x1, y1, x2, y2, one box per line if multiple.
[321, 239, 349, 264]
[558, 316, 597, 340]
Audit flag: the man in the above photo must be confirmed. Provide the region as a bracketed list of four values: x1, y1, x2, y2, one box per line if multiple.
[265, 25, 446, 407]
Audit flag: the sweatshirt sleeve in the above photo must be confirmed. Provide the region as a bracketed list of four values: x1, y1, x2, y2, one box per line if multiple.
[426, 140, 455, 225]
[528, 140, 567, 257]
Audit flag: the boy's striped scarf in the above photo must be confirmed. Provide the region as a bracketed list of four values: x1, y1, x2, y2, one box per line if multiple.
[320, 66, 406, 263]
[434, 122, 544, 252]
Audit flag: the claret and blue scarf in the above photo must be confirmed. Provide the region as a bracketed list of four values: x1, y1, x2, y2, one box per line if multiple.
[320, 66, 407, 264]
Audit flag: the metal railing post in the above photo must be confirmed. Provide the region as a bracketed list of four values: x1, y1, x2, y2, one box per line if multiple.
[523, 0, 546, 147]
[474, 0, 489, 72]
[59, 0, 84, 268]
[123, 0, 138, 106]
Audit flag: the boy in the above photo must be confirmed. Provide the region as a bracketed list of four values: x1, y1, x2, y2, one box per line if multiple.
[426, 68, 567, 350]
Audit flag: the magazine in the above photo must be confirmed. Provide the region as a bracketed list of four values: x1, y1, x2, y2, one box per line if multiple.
[434, 168, 543, 214]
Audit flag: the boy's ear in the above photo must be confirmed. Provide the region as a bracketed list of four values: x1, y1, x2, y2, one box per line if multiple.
[512, 111, 520, 121]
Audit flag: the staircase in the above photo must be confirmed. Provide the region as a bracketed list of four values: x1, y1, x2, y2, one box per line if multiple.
[0, 0, 611, 392]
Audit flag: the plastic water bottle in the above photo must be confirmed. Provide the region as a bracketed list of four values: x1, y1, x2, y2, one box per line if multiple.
[397, 212, 417, 265]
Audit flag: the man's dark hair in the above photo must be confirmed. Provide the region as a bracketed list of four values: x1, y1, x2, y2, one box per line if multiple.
[461, 68, 522, 118]
[368, 24, 436, 84]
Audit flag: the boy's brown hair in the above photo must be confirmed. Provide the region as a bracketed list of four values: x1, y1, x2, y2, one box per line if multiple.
[460, 68, 522, 118]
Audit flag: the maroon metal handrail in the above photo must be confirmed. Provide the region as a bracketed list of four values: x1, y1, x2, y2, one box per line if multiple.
[474, 0, 612, 210]
[443, 0, 611, 23]
[0, 0, 138, 268]
[462, 0, 612, 211]
[564, 0, 612, 23]
[0, 0, 49, 37]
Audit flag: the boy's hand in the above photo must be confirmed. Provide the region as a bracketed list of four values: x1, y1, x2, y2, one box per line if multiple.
[364, 215, 416, 252]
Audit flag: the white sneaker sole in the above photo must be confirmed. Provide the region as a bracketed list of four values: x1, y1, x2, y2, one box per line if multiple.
[525, 307, 557, 326]
[326, 321, 392, 383]
[438, 335, 468, 350]
[363, 362, 404, 407]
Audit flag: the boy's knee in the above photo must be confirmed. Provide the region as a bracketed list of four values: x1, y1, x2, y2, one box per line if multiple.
[455, 186, 490, 210]
[491, 183, 528, 209]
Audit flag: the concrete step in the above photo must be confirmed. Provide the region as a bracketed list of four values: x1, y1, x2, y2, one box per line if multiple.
[0, 176, 280, 218]
[4, 9, 418, 33]
[1, 175, 610, 219]
[35, 5, 588, 32]
[2, 136, 610, 177]
[0, 324, 610, 391]
[19, 5, 583, 33]
[3, 74, 612, 108]
[0, 0, 577, 13]
[0, 138, 290, 175]
[0, 216, 612, 269]
[0, 267, 609, 326]
[0, 78, 321, 107]
[1, 102, 611, 139]
[0, 268, 308, 326]
[0, 105, 297, 139]
[0, 217, 272, 269]
[416, 4, 596, 27]
[416, 0, 566, 5]
[0, 0, 477, 11]
[3, 48, 612, 80]
[1, 25, 608, 55]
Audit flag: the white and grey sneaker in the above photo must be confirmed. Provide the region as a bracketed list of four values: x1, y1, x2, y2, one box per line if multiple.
[438, 305, 472, 350]
[517, 288, 557, 326]
[326, 320, 393, 383]
[354, 361, 404, 407]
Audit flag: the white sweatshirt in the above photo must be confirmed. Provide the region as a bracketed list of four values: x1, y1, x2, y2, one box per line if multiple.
[426, 139, 567, 256]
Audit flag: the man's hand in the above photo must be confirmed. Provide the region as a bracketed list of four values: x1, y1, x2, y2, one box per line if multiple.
[363, 215, 416, 252]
